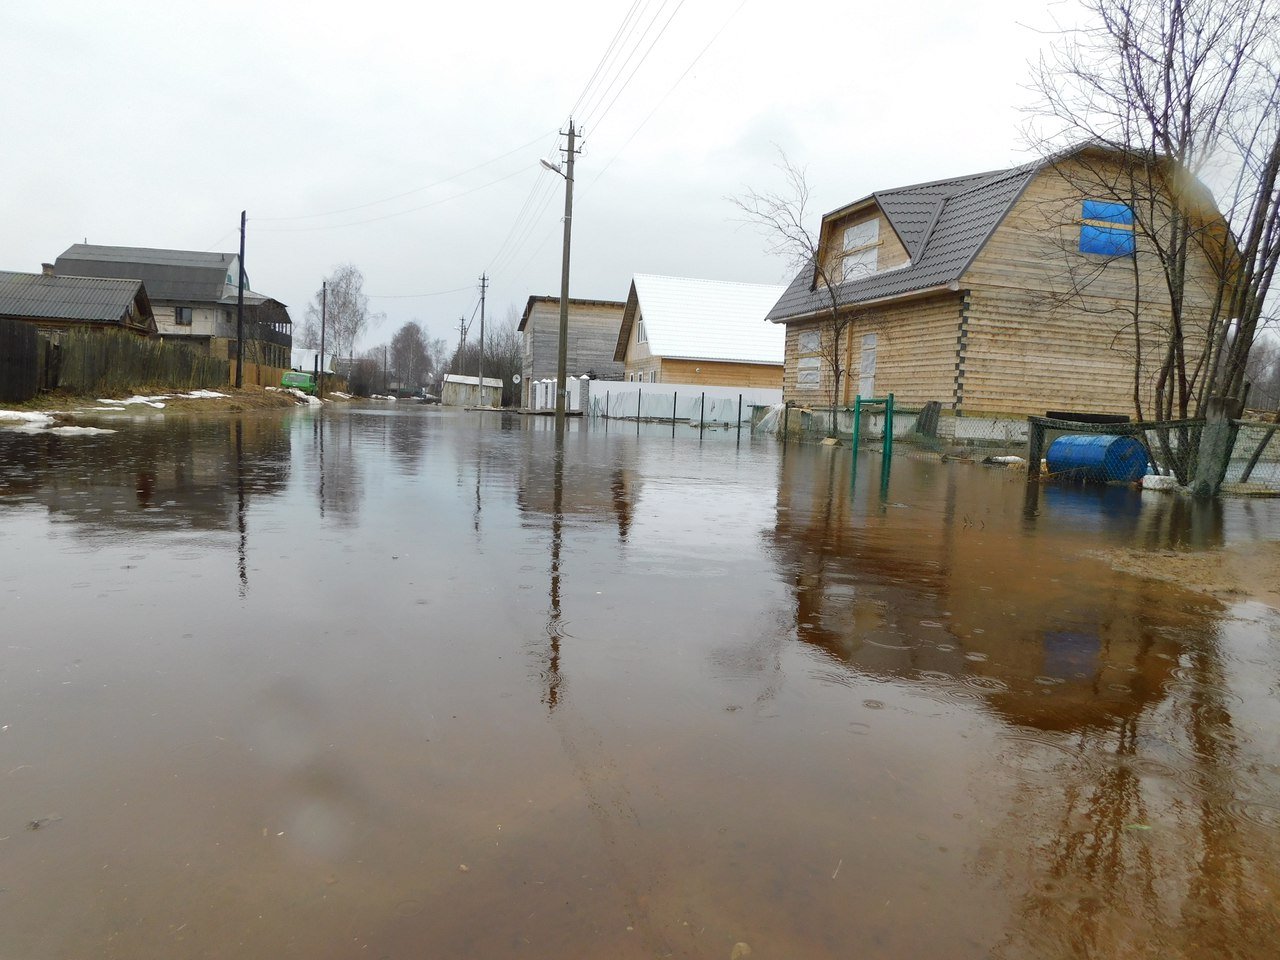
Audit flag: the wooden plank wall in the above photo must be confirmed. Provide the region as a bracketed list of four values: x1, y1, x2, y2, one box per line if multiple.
[660, 358, 782, 388]
[962, 157, 1220, 416]
[524, 301, 625, 387]
[782, 293, 963, 407]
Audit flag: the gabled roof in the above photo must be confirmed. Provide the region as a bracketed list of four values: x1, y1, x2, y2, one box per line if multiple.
[0, 270, 154, 332]
[517, 295, 625, 331]
[614, 274, 788, 364]
[54, 244, 243, 303]
[766, 160, 1041, 322]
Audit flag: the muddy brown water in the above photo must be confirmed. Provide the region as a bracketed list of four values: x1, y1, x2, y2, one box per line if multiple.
[1, 406, 1279, 959]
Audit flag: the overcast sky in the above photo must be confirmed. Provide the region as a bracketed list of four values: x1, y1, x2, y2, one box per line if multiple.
[1, 0, 1071, 352]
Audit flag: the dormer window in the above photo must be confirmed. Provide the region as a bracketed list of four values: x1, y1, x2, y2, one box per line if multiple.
[1079, 201, 1135, 255]
[842, 220, 880, 281]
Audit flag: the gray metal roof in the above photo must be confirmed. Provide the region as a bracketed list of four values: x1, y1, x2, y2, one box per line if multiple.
[54, 244, 243, 303]
[0, 270, 148, 323]
[766, 160, 1039, 322]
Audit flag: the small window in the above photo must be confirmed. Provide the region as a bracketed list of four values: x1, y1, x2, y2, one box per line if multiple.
[797, 330, 820, 354]
[649, 371, 657, 383]
[175, 307, 193, 325]
[842, 219, 879, 280]
[797, 356, 821, 386]
[1080, 201, 1135, 255]
[636, 314, 647, 345]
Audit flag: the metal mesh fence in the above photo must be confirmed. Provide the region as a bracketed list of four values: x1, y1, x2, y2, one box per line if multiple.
[1225, 420, 1280, 491]
[1028, 417, 1202, 485]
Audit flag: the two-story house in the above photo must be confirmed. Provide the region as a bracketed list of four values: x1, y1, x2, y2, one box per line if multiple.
[767, 145, 1224, 419]
[53, 244, 292, 368]
[518, 296, 625, 408]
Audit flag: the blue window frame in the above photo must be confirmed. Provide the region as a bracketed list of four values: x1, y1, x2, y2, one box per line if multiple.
[1080, 200, 1135, 255]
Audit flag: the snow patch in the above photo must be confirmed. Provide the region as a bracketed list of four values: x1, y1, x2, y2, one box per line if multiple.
[181, 390, 229, 399]
[97, 396, 168, 408]
[0, 411, 55, 425]
[48, 425, 117, 436]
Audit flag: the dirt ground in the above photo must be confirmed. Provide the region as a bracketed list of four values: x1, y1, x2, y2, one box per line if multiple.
[1101, 539, 1280, 611]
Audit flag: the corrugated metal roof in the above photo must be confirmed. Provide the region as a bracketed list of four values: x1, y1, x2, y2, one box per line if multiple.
[618, 274, 788, 364]
[443, 374, 503, 388]
[0, 270, 146, 323]
[767, 161, 1039, 322]
[54, 244, 241, 303]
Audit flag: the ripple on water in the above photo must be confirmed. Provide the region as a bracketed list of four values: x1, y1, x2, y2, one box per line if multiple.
[961, 674, 1009, 693]
[998, 731, 1089, 777]
[1225, 798, 1280, 830]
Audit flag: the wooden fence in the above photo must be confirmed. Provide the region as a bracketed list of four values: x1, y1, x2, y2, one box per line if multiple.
[0, 318, 40, 402]
[47, 329, 229, 395]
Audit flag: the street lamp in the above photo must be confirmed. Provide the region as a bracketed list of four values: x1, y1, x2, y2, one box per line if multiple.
[539, 121, 576, 429]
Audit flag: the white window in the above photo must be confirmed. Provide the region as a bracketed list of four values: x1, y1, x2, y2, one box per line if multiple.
[797, 329, 820, 354]
[842, 219, 879, 280]
[636, 314, 647, 344]
[797, 356, 821, 386]
[649, 371, 657, 383]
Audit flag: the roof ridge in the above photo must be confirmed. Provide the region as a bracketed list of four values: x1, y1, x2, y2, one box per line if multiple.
[633, 272, 787, 290]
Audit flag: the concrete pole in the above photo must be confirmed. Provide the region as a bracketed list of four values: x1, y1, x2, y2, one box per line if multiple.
[235, 210, 246, 388]
[554, 122, 576, 429]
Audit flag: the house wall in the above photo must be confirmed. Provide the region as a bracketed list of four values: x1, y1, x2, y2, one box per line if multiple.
[782, 292, 963, 408]
[659, 358, 783, 389]
[961, 157, 1221, 416]
[154, 303, 235, 340]
[521, 300, 625, 406]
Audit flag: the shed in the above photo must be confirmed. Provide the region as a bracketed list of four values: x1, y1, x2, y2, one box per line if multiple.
[442, 374, 504, 407]
[0, 269, 155, 337]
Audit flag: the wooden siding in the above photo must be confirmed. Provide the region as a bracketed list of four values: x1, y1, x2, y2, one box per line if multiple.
[659, 358, 782, 389]
[962, 157, 1220, 416]
[521, 299, 625, 406]
[782, 293, 963, 407]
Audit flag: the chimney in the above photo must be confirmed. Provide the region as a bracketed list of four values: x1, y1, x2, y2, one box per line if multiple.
[41, 263, 55, 277]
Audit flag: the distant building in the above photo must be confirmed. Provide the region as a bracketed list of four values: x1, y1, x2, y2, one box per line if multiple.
[52, 244, 292, 367]
[0, 267, 155, 337]
[613, 274, 787, 388]
[518, 296, 625, 408]
[442, 374, 503, 407]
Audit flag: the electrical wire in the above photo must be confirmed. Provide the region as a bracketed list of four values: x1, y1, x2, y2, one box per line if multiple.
[584, 0, 748, 193]
[253, 128, 558, 223]
[253, 165, 532, 233]
[580, 0, 689, 135]
[367, 284, 477, 300]
[568, 0, 647, 120]
[577, 0, 674, 131]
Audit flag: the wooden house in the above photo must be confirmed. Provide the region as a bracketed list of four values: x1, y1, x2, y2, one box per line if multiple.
[767, 146, 1224, 417]
[518, 296, 625, 408]
[612, 274, 788, 388]
[0, 267, 155, 337]
[53, 244, 293, 368]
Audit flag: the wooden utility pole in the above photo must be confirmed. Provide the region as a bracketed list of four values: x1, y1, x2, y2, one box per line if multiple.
[235, 210, 246, 388]
[553, 121, 579, 428]
[478, 273, 488, 407]
[318, 281, 327, 399]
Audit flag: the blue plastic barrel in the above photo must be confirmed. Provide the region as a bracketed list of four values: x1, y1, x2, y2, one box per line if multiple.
[1046, 434, 1149, 483]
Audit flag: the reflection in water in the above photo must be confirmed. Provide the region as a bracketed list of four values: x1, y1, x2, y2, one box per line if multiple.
[2, 410, 1278, 959]
[771, 447, 1280, 956]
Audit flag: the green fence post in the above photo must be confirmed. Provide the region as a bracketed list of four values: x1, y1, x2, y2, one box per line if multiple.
[850, 395, 863, 490]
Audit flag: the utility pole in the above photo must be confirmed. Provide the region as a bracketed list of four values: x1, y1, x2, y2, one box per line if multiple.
[478, 273, 488, 407]
[457, 315, 468, 367]
[318, 281, 327, 399]
[550, 121, 580, 428]
[235, 210, 246, 388]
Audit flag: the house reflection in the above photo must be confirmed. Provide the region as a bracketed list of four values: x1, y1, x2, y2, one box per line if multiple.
[770, 447, 1270, 955]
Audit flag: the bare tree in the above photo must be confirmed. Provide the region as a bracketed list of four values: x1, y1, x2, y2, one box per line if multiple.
[389, 321, 430, 392]
[732, 150, 871, 436]
[1029, 0, 1280, 429]
[303, 264, 384, 361]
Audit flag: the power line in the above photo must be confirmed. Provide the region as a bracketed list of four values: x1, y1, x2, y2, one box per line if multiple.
[569, 0, 647, 119]
[577, 0, 674, 130]
[253, 128, 557, 222]
[253, 166, 532, 233]
[367, 284, 477, 300]
[585, 0, 748, 193]
[581, 0, 689, 135]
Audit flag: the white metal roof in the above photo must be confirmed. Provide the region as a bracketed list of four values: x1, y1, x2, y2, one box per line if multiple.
[627, 274, 788, 365]
[443, 374, 503, 388]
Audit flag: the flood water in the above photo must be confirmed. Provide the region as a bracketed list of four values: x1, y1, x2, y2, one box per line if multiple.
[2, 406, 1279, 959]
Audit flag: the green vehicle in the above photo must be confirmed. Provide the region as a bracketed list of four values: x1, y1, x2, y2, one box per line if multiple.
[281, 371, 317, 395]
